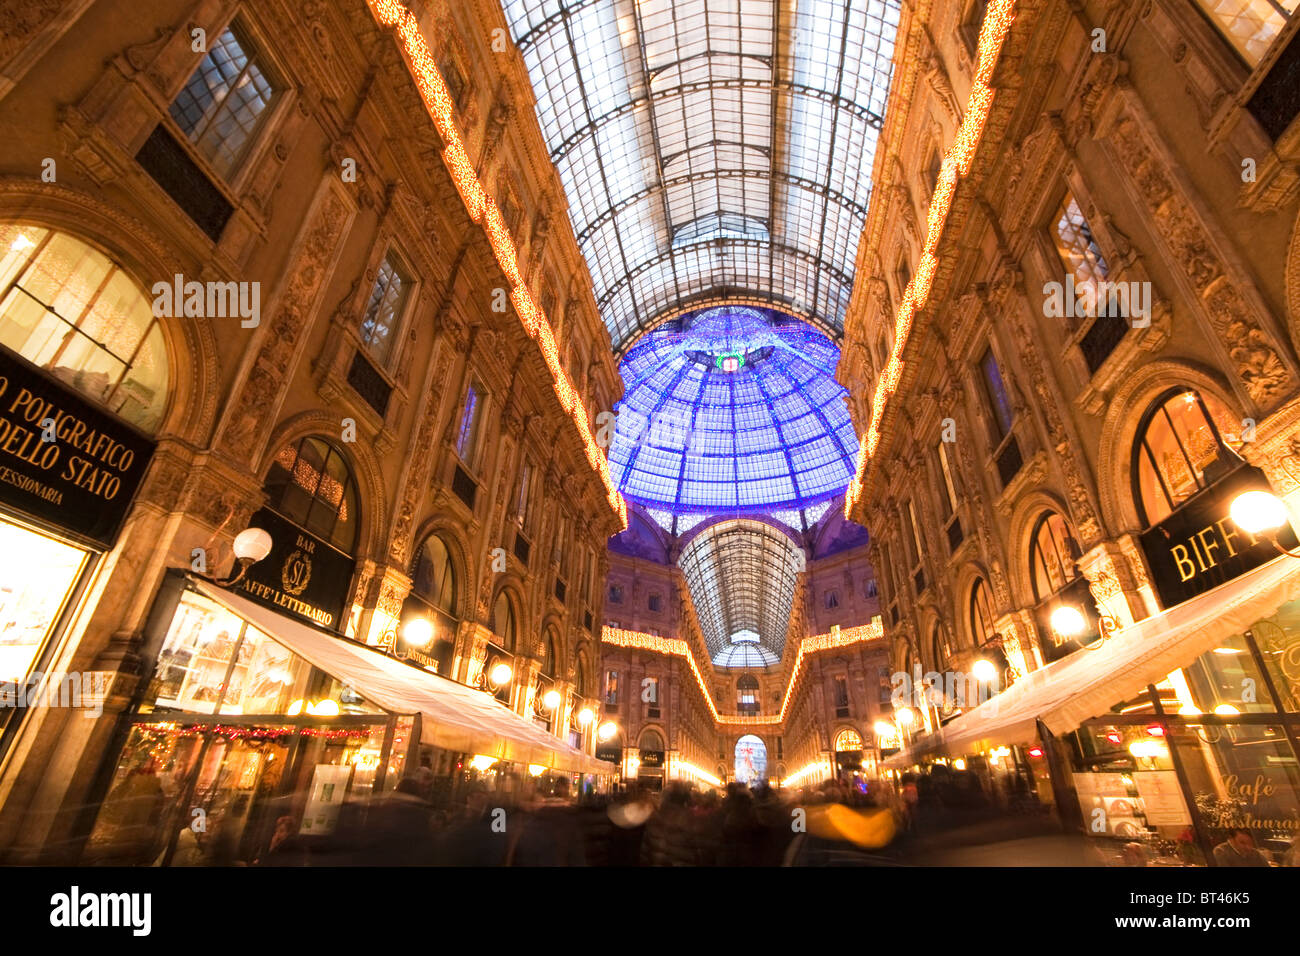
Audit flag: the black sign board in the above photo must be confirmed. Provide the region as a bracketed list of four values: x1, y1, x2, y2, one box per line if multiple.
[1035, 576, 1102, 664]
[239, 507, 354, 632]
[640, 749, 664, 768]
[1139, 465, 1298, 608]
[0, 347, 155, 547]
[595, 738, 622, 763]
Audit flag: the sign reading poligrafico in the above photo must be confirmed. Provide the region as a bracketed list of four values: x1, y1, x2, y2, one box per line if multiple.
[0, 347, 155, 547]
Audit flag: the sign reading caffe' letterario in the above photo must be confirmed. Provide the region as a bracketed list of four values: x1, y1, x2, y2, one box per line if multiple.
[0, 347, 155, 547]
[240, 507, 355, 632]
[1139, 464, 1299, 608]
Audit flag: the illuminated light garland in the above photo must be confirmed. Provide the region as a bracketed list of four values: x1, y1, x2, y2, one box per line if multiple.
[601, 620, 884, 728]
[365, 0, 626, 529]
[845, 0, 1018, 516]
[782, 759, 832, 788]
[673, 760, 722, 788]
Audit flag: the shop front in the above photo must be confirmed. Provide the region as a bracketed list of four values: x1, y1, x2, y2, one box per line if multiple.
[0, 340, 155, 764]
[885, 555, 1300, 866]
[81, 572, 608, 865]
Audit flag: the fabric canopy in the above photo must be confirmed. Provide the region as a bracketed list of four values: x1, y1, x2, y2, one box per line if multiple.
[886, 556, 1300, 766]
[193, 580, 609, 775]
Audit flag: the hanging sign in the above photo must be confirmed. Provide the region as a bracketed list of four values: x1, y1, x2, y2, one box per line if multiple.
[239, 507, 354, 632]
[1139, 465, 1298, 607]
[0, 347, 154, 547]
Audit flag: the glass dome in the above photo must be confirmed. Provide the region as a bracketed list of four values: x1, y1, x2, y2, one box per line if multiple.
[609, 306, 859, 514]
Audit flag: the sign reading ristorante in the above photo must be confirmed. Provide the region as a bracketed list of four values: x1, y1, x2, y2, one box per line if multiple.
[0, 347, 154, 547]
[240, 507, 354, 632]
[1139, 464, 1298, 608]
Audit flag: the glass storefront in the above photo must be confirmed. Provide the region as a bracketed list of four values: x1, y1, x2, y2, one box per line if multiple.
[0, 516, 89, 685]
[1066, 596, 1300, 866]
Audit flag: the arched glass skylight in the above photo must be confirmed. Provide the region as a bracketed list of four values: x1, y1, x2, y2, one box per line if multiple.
[678, 518, 803, 666]
[609, 306, 859, 514]
[501, 0, 901, 348]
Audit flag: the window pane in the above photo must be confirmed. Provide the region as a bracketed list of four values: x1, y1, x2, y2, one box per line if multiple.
[0, 519, 88, 684]
[1252, 600, 1300, 712]
[143, 590, 246, 714]
[359, 255, 409, 364]
[170, 27, 277, 179]
[980, 348, 1014, 439]
[1051, 193, 1109, 293]
[1192, 0, 1298, 66]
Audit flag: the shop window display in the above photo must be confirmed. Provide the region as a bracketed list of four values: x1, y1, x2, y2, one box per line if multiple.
[0, 518, 89, 685]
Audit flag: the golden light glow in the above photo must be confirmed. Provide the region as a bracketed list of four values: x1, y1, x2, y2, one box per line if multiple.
[1129, 739, 1169, 760]
[528, 764, 546, 777]
[489, 663, 513, 687]
[597, 720, 619, 742]
[673, 760, 722, 788]
[783, 760, 831, 788]
[601, 621, 884, 727]
[542, 689, 563, 711]
[470, 754, 497, 772]
[845, 0, 1018, 516]
[576, 707, 595, 727]
[366, 0, 626, 530]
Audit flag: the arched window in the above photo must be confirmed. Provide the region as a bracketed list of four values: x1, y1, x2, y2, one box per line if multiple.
[737, 674, 759, 715]
[541, 631, 557, 678]
[929, 625, 948, 673]
[969, 577, 997, 647]
[0, 224, 170, 431]
[411, 535, 456, 616]
[574, 652, 588, 698]
[1133, 388, 1242, 526]
[639, 729, 664, 752]
[1029, 511, 1080, 602]
[264, 437, 359, 553]
[734, 735, 767, 785]
[834, 728, 863, 752]
[491, 592, 516, 652]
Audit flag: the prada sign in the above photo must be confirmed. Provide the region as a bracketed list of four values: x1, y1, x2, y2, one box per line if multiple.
[0, 347, 154, 547]
[639, 749, 664, 768]
[1140, 465, 1298, 608]
[240, 508, 354, 632]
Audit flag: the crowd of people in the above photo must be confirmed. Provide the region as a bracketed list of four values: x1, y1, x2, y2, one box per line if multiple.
[251, 775, 897, 867]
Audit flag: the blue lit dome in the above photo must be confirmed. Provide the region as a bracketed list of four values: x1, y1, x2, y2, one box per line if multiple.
[609, 306, 859, 514]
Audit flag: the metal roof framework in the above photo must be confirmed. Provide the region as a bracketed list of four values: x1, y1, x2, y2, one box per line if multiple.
[678, 517, 804, 666]
[502, 0, 900, 350]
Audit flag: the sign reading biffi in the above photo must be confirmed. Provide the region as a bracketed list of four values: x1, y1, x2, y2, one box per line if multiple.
[1140, 464, 1299, 607]
[0, 348, 154, 547]
[239, 507, 355, 632]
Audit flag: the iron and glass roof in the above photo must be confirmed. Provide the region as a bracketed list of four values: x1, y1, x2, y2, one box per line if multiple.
[609, 306, 859, 513]
[678, 518, 803, 666]
[502, 0, 900, 350]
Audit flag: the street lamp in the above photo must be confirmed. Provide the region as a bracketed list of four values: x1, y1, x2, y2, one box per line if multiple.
[1230, 490, 1300, 556]
[214, 526, 273, 586]
[971, 658, 998, 683]
[597, 720, 619, 742]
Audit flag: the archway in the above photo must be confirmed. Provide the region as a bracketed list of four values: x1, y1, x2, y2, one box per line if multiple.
[734, 734, 767, 786]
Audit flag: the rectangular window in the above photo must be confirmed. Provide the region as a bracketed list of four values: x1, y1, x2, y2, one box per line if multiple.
[648, 593, 662, 612]
[1192, 0, 1297, 67]
[169, 25, 279, 179]
[608, 584, 624, 604]
[514, 461, 532, 527]
[1051, 193, 1109, 293]
[645, 677, 660, 718]
[979, 347, 1015, 442]
[907, 500, 924, 567]
[605, 670, 619, 706]
[455, 382, 482, 466]
[937, 443, 959, 518]
[359, 253, 410, 365]
[834, 675, 851, 718]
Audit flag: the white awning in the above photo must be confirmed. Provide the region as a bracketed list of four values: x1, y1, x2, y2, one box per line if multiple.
[886, 556, 1300, 766]
[193, 580, 609, 775]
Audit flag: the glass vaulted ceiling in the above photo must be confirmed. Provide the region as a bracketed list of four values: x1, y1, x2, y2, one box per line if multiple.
[502, 0, 901, 350]
[678, 518, 804, 666]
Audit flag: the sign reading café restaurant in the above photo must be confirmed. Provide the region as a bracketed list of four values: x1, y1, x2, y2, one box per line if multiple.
[0, 347, 154, 547]
[1139, 464, 1299, 608]
[239, 507, 354, 632]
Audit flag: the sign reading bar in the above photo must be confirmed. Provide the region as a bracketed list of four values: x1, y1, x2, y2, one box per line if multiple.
[1139, 464, 1298, 608]
[0, 347, 154, 547]
[240, 507, 354, 632]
